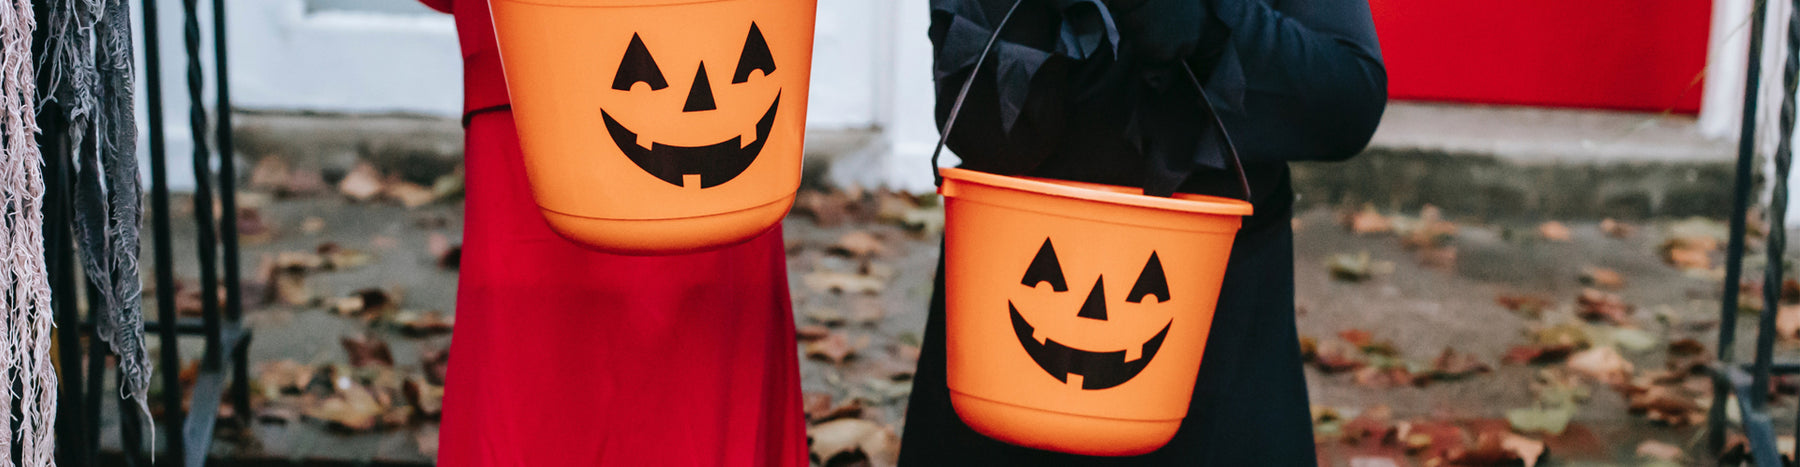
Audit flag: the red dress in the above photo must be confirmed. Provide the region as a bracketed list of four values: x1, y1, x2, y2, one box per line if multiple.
[422, 1, 807, 465]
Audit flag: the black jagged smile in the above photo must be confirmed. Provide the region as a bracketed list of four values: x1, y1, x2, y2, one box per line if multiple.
[1009, 303, 1171, 390]
[601, 92, 780, 188]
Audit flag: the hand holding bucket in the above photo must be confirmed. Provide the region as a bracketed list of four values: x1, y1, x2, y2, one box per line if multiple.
[491, 0, 818, 255]
[932, 0, 1254, 456]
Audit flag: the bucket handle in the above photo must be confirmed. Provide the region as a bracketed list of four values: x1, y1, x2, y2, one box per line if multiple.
[927, 0, 1253, 202]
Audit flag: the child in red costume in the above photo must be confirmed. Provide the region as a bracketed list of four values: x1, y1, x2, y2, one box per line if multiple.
[419, 1, 808, 465]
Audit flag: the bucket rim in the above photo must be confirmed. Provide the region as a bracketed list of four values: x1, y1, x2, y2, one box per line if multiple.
[494, 0, 744, 7]
[937, 168, 1253, 217]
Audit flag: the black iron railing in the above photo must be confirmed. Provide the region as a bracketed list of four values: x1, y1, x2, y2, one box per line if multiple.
[1707, 0, 1800, 465]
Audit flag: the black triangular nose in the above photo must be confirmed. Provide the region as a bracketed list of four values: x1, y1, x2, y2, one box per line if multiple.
[1077, 277, 1107, 321]
[684, 63, 717, 112]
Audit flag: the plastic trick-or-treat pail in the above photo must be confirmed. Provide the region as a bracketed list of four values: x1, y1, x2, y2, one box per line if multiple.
[938, 167, 1253, 456]
[490, 0, 817, 255]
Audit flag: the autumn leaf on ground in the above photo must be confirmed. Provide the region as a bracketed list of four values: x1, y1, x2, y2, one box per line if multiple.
[1538, 221, 1573, 242]
[808, 418, 899, 467]
[1627, 385, 1705, 426]
[317, 242, 374, 270]
[1658, 236, 1718, 271]
[340, 334, 395, 368]
[1566, 346, 1633, 385]
[802, 392, 834, 422]
[1780, 305, 1800, 340]
[420, 347, 450, 385]
[1447, 428, 1544, 467]
[1496, 294, 1554, 318]
[1574, 288, 1632, 325]
[1328, 252, 1391, 282]
[1397, 205, 1458, 250]
[391, 310, 455, 337]
[829, 231, 887, 258]
[249, 156, 293, 192]
[256, 360, 313, 400]
[1342, 204, 1392, 235]
[1416, 347, 1492, 383]
[339, 162, 385, 202]
[795, 190, 856, 227]
[404, 377, 445, 418]
[1339, 405, 1394, 443]
[805, 333, 861, 364]
[300, 216, 327, 235]
[1396, 420, 1466, 459]
[1635, 440, 1684, 462]
[804, 271, 886, 295]
[1313, 340, 1367, 373]
[1579, 266, 1626, 290]
[335, 288, 400, 319]
[304, 384, 384, 432]
[1668, 338, 1706, 357]
[385, 180, 437, 208]
[1600, 218, 1638, 238]
[796, 325, 832, 342]
[1352, 366, 1414, 388]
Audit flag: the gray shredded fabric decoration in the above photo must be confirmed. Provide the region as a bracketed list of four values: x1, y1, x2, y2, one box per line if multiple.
[41, 0, 150, 427]
[3, 0, 55, 463]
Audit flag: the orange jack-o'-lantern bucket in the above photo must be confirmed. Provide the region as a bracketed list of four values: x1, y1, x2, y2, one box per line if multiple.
[931, 1, 1252, 455]
[491, 0, 817, 254]
[938, 168, 1251, 456]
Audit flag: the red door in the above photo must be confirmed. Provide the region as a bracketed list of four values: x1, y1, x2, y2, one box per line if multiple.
[1370, 0, 1713, 113]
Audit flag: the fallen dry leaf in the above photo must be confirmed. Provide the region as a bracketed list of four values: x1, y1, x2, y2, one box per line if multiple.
[796, 325, 832, 342]
[1635, 440, 1684, 461]
[1340, 405, 1394, 442]
[804, 271, 886, 295]
[392, 310, 455, 337]
[1448, 428, 1544, 467]
[1314, 340, 1367, 373]
[1328, 252, 1382, 282]
[1419, 347, 1492, 383]
[1580, 266, 1626, 290]
[301, 216, 327, 235]
[830, 231, 887, 258]
[1659, 236, 1718, 271]
[808, 418, 898, 467]
[339, 163, 386, 202]
[341, 334, 395, 368]
[1575, 288, 1632, 325]
[404, 377, 445, 418]
[1344, 205, 1392, 235]
[802, 392, 834, 422]
[1398, 205, 1459, 250]
[805, 333, 859, 364]
[1538, 221, 1573, 242]
[1780, 305, 1800, 340]
[385, 180, 437, 209]
[1627, 385, 1705, 426]
[318, 242, 374, 270]
[1566, 346, 1633, 385]
[1496, 294, 1554, 318]
[795, 190, 856, 227]
[304, 384, 384, 432]
[237, 207, 274, 245]
[1668, 338, 1706, 357]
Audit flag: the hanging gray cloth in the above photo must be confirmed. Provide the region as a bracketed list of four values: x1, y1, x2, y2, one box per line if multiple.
[41, 0, 151, 420]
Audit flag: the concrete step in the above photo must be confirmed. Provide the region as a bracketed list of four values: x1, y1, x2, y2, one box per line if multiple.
[235, 102, 1743, 220]
[1291, 102, 1738, 220]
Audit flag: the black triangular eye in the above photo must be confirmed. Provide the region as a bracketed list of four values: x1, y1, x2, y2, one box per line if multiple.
[613, 33, 669, 91]
[1021, 238, 1068, 292]
[732, 23, 777, 84]
[1126, 252, 1170, 303]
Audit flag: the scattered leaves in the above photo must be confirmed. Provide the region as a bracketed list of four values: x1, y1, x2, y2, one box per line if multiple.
[1579, 266, 1626, 290]
[1538, 221, 1573, 242]
[339, 163, 385, 202]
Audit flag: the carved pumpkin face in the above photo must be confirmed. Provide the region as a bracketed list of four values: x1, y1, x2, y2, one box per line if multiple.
[1008, 238, 1173, 390]
[602, 23, 781, 188]
[489, 0, 814, 230]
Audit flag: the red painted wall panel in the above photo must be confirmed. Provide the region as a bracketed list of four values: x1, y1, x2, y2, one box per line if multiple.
[1368, 0, 1712, 113]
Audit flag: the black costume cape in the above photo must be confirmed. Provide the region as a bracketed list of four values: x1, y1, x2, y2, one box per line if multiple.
[899, 0, 1386, 464]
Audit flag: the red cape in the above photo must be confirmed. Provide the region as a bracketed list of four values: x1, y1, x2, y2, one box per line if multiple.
[429, 1, 807, 465]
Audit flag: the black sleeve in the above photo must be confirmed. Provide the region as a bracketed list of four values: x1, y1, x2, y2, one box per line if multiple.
[927, 0, 1073, 175]
[1203, 0, 1387, 163]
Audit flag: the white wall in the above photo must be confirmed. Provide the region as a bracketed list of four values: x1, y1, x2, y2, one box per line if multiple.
[136, 0, 943, 190]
